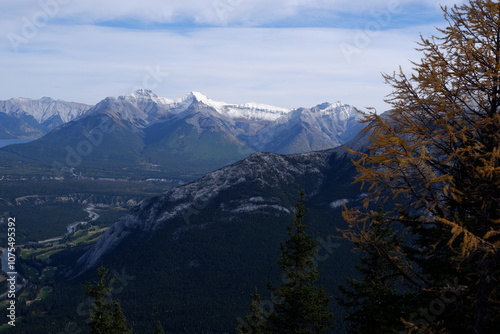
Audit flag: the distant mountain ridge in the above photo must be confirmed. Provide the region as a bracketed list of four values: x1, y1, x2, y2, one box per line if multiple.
[0, 97, 91, 138]
[0, 89, 359, 137]
[0, 90, 364, 181]
[82, 89, 292, 129]
[80, 89, 363, 153]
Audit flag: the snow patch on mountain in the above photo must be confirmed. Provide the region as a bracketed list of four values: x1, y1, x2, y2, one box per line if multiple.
[224, 103, 290, 121]
[330, 198, 350, 209]
[230, 203, 291, 214]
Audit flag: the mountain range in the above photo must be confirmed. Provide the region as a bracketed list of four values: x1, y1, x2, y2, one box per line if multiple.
[0, 89, 373, 333]
[0, 90, 364, 181]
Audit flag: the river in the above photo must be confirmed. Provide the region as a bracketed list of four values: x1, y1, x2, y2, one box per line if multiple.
[1, 206, 100, 270]
[65, 206, 100, 236]
[0, 207, 100, 301]
[0, 206, 99, 298]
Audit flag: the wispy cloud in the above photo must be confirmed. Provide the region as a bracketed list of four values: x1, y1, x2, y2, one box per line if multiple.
[0, 0, 463, 111]
[1, 0, 463, 27]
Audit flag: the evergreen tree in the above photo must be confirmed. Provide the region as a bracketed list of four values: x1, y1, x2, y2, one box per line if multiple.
[85, 266, 132, 334]
[339, 210, 410, 333]
[267, 190, 335, 334]
[237, 289, 267, 334]
[111, 300, 132, 334]
[154, 320, 165, 334]
[344, 0, 500, 332]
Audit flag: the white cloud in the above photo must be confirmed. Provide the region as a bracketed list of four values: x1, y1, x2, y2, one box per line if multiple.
[0, 21, 431, 111]
[0, 0, 464, 27]
[0, 0, 458, 111]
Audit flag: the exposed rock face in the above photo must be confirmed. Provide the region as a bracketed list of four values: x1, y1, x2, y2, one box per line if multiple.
[68, 145, 348, 277]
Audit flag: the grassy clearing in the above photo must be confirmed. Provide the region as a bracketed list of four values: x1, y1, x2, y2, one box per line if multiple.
[38, 286, 51, 300]
[41, 267, 56, 278]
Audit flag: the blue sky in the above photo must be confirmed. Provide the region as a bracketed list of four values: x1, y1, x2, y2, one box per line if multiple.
[0, 0, 463, 112]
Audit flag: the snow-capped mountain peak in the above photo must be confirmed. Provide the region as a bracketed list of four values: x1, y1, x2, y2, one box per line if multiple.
[189, 91, 212, 102]
[313, 101, 358, 116]
[0, 97, 91, 124]
[163, 92, 289, 121]
[183, 91, 227, 111]
[121, 89, 173, 106]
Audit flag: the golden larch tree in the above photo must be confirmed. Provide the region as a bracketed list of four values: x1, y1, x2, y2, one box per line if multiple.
[343, 1, 499, 332]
